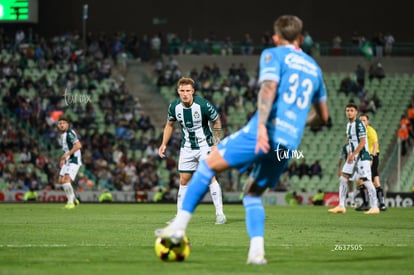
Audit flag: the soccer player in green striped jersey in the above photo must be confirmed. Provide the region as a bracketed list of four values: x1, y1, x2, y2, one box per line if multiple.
[158, 77, 226, 224]
[57, 116, 82, 209]
[328, 103, 379, 214]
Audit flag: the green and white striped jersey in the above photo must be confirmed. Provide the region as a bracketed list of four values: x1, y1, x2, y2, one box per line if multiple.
[59, 129, 82, 165]
[346, 119, 370, 161]
[167, 96, 219, 149]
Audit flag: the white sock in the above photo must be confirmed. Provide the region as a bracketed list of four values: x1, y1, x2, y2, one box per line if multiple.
[177, 184, 188, 213]
[209, 180, 224, 216]
[339, 176, 348, 208]
[363, 180, 379, 208]
[348, 191, 355, 204]
[170, 210, 192, 231]
[62, 182, 75, 203]
[248, 236, 265, 258]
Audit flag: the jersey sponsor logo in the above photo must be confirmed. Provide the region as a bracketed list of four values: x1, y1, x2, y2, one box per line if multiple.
[275, 118, 299, 135]
[284, 53, 317, 76]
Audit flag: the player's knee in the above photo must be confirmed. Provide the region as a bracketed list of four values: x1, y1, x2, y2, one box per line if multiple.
[359, 177, 369, 182]
[242, 177, 267, 196]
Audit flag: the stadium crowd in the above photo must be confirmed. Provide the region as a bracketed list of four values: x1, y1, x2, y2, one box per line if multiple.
[0, 27, 410, 197]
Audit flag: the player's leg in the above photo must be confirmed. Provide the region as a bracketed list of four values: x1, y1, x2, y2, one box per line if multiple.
[329, 161, 354, 213]
[209, 176, 226, 224]
[59, 164, 78, 209]
[156, 128, 256, 242]
[358, 160, 379, 214]
[155, 150, 230, 242]
[200, 146, 226, 223]
[347, 173, 357, 207]
[355, 178, 370, 211]
[243, 150, 287, 265]
[171, 147, 196, 222]
[372, 155, 386, 211]
[177, 173, 191, 213]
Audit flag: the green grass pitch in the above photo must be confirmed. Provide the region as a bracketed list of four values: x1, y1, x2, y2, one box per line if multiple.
[0, 203, 413, 275]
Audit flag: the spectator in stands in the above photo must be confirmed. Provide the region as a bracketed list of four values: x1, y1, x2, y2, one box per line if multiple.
[371, 32, 385, 58]
[309, 160, 323, 179]
[368, 61, 385, 83]
[221, 36, 234, 56]
[240, 33, 254, 55]
[286, 160, 298, 177]
[400, 114, 413, 141]
[137, 113, 155, 132]
[359, 94, 377, 114]
[301, 31, 314, 55]
[338, 76, 358, 96]
[331, 35, 342, 55]
[384, 32, 395, 56]
[298, 159, 310, 179]
[355, 64, 366, 89]
[19, 147, 32, 164]
[407, 104, 414, 135]
[397, 124, 409, 156]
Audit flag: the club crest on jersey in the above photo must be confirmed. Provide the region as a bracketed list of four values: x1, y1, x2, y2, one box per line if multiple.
[194, 111, 200, 119]
[264, 53, 272, 63]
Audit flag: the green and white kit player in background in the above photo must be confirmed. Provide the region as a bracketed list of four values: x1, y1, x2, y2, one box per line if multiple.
[328, 103, 379, 214]
[158, 77, 226, 224]
[57, 116, 82, 209]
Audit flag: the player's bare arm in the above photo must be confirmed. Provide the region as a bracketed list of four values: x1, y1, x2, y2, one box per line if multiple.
[306, 102, 329, 126]
[159, 121, 174, 158]
[255, 80, 277, 154]
[348, 136, 366, 162]
[211, 118, 222, 145]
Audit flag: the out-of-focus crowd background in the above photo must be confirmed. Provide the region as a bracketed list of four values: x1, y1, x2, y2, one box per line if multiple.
[1, 0, 414, 202]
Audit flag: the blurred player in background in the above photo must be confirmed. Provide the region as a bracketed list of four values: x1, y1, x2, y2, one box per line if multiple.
[57, 116, 82, 209]
[156, 15, 329, 265]
[158, 77, 226, 225]
[359, 113, 387, 211]
[328, 103, 379, 214]
[337, 143, 359, 207]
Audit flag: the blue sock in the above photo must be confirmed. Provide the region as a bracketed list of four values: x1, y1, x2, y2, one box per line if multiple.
[182, 160, 215, 214]
[243, 195, 265, 238]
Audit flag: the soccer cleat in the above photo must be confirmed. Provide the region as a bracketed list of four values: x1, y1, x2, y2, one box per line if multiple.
[215, 214, 227, 224]
[74, 199, 80, 206]
[154, 227, 185, 245]
[355, 204, 370, 211]
[328, 206, 346, 214]
[364, 208, 380, 215]
[166, 216, 176, 225]
[64, 203, 75, 209]
[247, 255, 268, 265]
[379, 204, 387, 211]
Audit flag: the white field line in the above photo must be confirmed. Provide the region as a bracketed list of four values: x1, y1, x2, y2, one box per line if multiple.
[0, 243, 410, 248]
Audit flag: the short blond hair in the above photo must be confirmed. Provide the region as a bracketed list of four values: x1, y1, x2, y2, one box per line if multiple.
[177, 77, 195, 88]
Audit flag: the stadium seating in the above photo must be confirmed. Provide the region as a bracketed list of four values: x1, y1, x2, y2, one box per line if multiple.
[153, 64, 414, 193]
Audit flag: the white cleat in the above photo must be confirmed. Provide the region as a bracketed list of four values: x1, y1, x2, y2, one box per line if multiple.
[154, 227, 185, 245]
[215, 214, 227, 224]
[165, 216, 176, 225]
[247, 255, 268, 265]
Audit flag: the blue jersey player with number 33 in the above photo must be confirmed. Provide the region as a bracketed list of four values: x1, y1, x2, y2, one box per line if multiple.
[156, 15, 330, 265]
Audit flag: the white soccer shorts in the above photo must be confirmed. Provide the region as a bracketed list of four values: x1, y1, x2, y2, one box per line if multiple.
[59, 162, 81, 181]
[178, 145, 211, 172]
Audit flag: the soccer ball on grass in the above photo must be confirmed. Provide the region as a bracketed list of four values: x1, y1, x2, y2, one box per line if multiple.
[154, 236, 191, 262]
